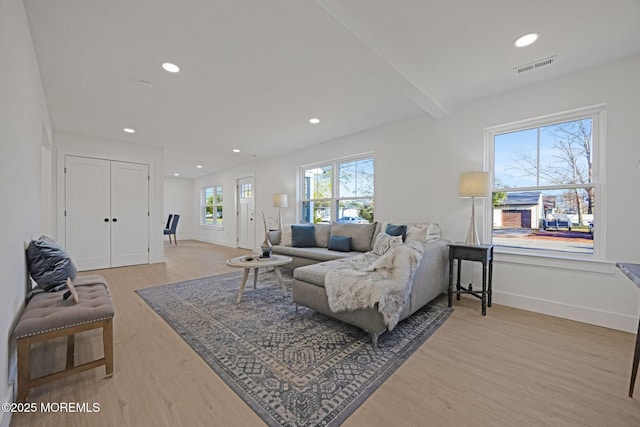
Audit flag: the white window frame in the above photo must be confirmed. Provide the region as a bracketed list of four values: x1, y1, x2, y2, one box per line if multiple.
[484, 104, 606, 262]
[298, 153, 375, 224]
[200, 185, 223, 228]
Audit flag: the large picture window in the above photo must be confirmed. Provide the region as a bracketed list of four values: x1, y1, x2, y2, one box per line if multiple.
[202, 185, 223, 226]
[300, 155, 374, 224]
[486, 105, 605, 258]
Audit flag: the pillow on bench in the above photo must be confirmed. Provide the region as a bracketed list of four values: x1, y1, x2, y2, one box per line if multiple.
[26, 236, 77, 298]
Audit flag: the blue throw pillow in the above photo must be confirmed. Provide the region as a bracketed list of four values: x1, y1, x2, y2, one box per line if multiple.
[386, 224, 408, 242]
[291, 225, 316, 247]
[328, 235, 351, 252]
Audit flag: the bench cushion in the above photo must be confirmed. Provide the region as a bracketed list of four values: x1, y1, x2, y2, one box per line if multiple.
[14, 281, 114, 339]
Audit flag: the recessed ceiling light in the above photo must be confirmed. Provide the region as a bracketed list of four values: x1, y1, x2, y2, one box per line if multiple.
[162, 62, 180, 73]
[233, 149, 240, 153]
[196, 165, 203, 168]
[123, 128, 135, 133]
[173, 173, 180, 177]
[514, 33, 539, 48]
[309, 118, 320, 124]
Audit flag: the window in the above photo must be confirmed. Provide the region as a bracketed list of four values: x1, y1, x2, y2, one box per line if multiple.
[300, 155, 374, 224]
[486, 105, 604, 258]
[202, 185, 223, 226]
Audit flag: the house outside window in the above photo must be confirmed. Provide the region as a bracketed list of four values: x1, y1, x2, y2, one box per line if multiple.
[299, 155, 374, 224]
[486, 105, 605, 259]
[202, 185, 223, 226]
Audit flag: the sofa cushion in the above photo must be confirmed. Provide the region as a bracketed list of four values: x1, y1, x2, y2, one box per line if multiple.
[314, 223, 331, 248]
[291, 225, 316, 247]
[293, 259, 349, 288]
[385, 224, 408, 242]
[280, 225, 292, 246]
[405, 222, 441, 242]
[272, 245, 359, 262]
[328, 235, 351, 252]
[330, 222, 377, 252]
[372, 232, 403, 256]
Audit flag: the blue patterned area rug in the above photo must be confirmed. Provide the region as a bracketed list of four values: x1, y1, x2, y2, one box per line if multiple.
[136, 270, 452, 426]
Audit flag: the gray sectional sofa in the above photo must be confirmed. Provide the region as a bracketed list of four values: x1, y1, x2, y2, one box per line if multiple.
[269, 222, 449, 346]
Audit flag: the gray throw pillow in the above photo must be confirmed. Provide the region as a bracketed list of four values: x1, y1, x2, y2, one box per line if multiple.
[327, 235, 351, 252]
[330, 222, 377, 252]
[26, 235, 77, 294]
[291, 225, 316, 247]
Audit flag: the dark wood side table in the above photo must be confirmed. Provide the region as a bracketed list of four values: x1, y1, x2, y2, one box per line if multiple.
[615, 262, 640, 397]
[448, 243, 494, 315]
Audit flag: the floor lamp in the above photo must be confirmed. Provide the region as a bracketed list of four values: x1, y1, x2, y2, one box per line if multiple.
[273, 193, 288, 230]
[459, 171, 490, 246]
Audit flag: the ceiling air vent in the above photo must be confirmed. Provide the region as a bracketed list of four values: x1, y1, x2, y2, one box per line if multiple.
[514, 55, 556, 74]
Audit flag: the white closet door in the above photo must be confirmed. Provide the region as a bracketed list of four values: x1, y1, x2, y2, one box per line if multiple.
[110, 161, 149, 267]
[65, 156, 111, 270]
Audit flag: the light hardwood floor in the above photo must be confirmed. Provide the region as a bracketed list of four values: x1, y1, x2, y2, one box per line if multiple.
[10, 240, 640, 426]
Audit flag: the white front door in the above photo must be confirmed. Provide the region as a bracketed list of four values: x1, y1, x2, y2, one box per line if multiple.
[237, 177, 255, 250]
[65, 156, 111, 270]
[110, 161, 149, 267]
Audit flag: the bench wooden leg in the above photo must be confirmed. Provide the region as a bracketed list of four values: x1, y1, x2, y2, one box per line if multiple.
[17, 338, 31, 403]
[66, 334, 75, 369]
[103, 319, 114, 377]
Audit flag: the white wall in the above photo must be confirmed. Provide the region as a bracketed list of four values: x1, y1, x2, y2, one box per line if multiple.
[53, 132, 165, 265]
[163, 177, 194, 241]
[192, 54, 640, 333]
[0, 0, 52, 424]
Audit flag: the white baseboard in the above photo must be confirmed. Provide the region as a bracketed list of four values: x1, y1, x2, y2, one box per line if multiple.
[493, 290, 637, 333]
[149, 254, 166, 264]
[195, 237, 237, 248]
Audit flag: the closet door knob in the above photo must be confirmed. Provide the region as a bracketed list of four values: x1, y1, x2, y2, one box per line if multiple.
[104, 218, 110, 222]
[112, 218, 118, 222]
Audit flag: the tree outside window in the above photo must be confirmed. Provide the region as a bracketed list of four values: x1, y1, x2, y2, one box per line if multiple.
[300, 156, 374, 223]
[488, 106, 604, 257]
[202, 185, 223, 226]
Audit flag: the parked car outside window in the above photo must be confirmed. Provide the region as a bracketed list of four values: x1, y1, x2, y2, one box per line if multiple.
[338, 216, 369, 224]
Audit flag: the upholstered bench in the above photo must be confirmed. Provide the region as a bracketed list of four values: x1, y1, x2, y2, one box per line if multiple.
[13, 274, 114, 402]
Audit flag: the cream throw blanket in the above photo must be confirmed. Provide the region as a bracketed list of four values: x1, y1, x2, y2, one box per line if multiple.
[324, 240, 425, 330]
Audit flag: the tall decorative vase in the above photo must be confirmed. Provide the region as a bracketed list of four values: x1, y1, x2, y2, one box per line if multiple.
[260, 233, 272, 258]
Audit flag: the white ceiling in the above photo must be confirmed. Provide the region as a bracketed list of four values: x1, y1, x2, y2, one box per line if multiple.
[24, 0, 640, 178]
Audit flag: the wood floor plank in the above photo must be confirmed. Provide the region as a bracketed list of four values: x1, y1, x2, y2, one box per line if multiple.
[9, 240, 640, 426]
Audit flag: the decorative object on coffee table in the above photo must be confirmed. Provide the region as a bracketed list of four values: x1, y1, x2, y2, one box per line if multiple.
[226, 254, 292, 303]
[459, 171, 490, 245]
[259, 210, 272, 258]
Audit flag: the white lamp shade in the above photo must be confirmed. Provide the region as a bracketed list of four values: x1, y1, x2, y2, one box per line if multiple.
[459, 171, 490, 198]
[273, 193, 288, 208]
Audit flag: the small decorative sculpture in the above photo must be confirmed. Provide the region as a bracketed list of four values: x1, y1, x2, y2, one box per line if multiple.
[259, 211, 272, 258]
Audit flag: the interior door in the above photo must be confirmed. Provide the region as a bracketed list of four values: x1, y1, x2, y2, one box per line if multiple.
[237, 177, 255, 249]
[65, 156, 111, 270]
[110, 161, 149, 267]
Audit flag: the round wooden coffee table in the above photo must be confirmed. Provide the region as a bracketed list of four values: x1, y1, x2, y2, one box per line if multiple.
[226, 255, 293, 303]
